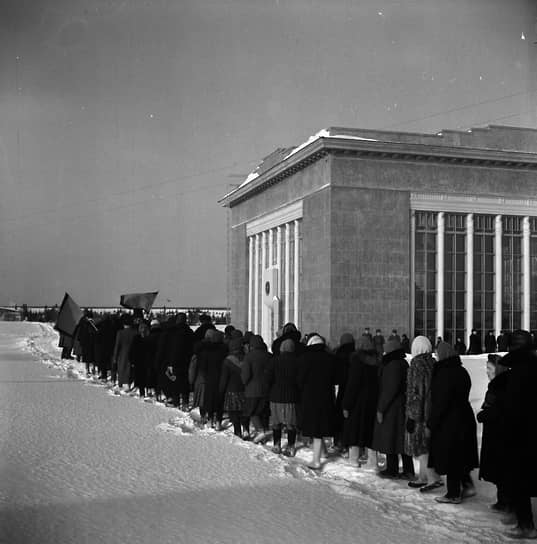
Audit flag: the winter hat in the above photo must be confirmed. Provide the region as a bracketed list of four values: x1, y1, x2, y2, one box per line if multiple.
[228, 338, 243, 354]
[436, 341, 457, 361]
[384, 338, 402, 355]
[249, 334, 265, 350]
[339, 333, 355, 347]
[508, 329, 533, 352]
[280, 339, 295, 353]
[282, 322, 298, 335]
[307, 334, 325, 346]
[150, 319, 160, 328]
[411, 336, 432, 357]
[356, 336, 374, 351]
[205, 328, 220, 343]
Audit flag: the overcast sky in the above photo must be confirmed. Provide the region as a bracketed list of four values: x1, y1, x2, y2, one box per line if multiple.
[0, 0, 535, 308]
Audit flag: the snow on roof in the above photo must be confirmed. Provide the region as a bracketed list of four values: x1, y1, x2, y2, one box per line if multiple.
[235, 129, 378, 192]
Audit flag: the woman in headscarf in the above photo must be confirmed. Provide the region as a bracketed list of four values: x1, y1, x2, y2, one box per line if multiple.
[428, 341, 479, 504]
[341, 335, 379, 466]
[297, 334, 338, 470]
[266, 338, 300, 456]
[477, 354, 511, 513]
[405, 336, 442, 492]
[219, 338, 249, 438]
[371, 338, 414, 479]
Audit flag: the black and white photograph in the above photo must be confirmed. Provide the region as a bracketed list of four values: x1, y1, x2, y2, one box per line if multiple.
[1, 1, 537, 542]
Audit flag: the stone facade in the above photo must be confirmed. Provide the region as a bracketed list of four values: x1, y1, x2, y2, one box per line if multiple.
[222, 126, 537, 346]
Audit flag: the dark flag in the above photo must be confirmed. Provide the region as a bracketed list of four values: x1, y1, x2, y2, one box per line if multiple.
[120, 291, 159, 312]
[54, 293, 83, 337]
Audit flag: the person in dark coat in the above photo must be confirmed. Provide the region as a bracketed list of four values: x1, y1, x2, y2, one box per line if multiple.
[333, 333, 355, 452]
[219, 338, 249, 438]
[193, 314, 216, 344]
[497, 330, 510, 352]
[94, 314, 117, 381]
[297, 334, 338, 469]
[198, 329, 228, 429]
[454, 337, 467, 356]
[342, 335, 379, 466]
[477, 354, 511, 513]
[401, 334, 411, 355]
[166, 313, 195, 410]
[484, 330, 497, 354]
[242, 334, 271, 442]
[388, 329, 401, 344]
[271, 322, 305, 357]
[373, 330, 385, 362]
[498, 330, 537, 539]
[266, 338, 301, 456]
[112, 315, 138, 391]
[129, 321, 151, 397]
[467, 329, 482, 355]
[371, 338, 414, 479]
[428, 342, 479, 504]
[78, 311, 97, 376]
[146, 319, 162, 399]
[405, 336, 442, 492]
[58, 332, 74, 360]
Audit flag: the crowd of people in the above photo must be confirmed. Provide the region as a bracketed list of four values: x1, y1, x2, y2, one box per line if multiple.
[58, 314, 537, 540]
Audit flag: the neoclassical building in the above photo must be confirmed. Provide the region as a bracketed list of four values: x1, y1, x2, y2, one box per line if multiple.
[220, 125, 537, 347]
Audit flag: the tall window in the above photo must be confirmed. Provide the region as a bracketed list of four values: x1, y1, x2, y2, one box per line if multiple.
[502, 216, 523, 331]
[415, 212, 437, 340]
[473, 215, 495, 339]
[531, 218, 537, 331]
[444, 214, 466, 344]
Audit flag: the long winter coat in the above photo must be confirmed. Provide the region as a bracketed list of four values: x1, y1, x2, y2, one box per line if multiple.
[500, 348, 537, 496]
[334, 343, 355, 436]
[477, 370, 509, 484]
[297, 344, 338, 438]
[371, 350, 408, 455]
[113, 326, 138, 385]
[78, 317, 97, 363]
[165, 323, 195, 395]
[197, 340, 228, 415]
[427, 355, 479, 475]
[241, 348, 271, 398]
[405, 352, 435, 457]
[129, 334, 151, 389]
[265, 352, 300, 404]
[341, 347, 379, 448]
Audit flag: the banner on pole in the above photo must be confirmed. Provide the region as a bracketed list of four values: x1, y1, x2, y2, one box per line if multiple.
[54, 293, 83, 337]
[120, 291, 159, 312]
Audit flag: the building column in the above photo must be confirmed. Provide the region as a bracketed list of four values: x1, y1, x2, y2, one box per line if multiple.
[284, 223, 290, 324]
[495, 215, 503, 337]
[254, 234, 260, 334]
[523, 216, 531, 331]
[261, 231, 267, 340]
[276, 226, 282, 298]
[410, 211, 416, 337]
[248, 236, 253, 331]
[436, 212, 445, 340]
[294, 219, 300, 326]
[268, 228, 274, 267]
[465, 214, 474, 343]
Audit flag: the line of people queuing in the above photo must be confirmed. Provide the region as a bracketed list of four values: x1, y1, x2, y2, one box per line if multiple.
[59, 313, 536, 540]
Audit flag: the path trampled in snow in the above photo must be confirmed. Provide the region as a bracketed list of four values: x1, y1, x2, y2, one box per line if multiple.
[0, 322, 532, 544]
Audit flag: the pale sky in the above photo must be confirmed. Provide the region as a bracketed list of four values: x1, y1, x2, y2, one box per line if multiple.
[0, 0, 536, 308]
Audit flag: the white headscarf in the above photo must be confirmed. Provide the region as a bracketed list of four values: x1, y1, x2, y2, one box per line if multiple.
[411, 335, 432, 357]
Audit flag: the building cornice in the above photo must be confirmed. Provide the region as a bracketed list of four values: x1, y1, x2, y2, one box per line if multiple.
[411, 192, 537, 216]
[220, 137, 537, 208]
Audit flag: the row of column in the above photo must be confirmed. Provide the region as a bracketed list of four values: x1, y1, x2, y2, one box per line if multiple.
[247, 220, 300, 337]
[412, 212, 532, 339]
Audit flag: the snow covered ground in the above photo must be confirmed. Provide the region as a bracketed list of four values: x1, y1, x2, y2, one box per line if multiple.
[0, 322, 534, 544]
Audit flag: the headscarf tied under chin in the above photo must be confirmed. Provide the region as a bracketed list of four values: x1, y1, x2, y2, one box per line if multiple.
[411, 335, 433, 357]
